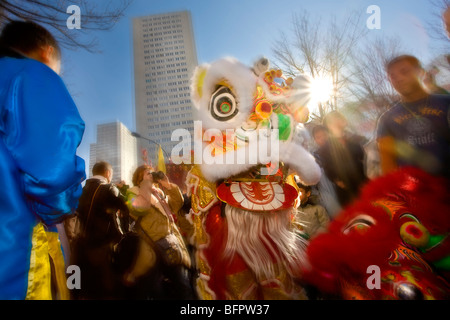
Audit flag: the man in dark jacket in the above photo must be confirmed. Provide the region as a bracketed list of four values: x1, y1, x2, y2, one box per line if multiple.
[317, 111, 368, 208]
[71, 161, 130, 300]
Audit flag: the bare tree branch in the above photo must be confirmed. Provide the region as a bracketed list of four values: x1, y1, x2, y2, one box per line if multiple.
[349, 35, 403, 111]
[427, 0, 450, 38]
[271, 9, 368, 120]
[0, 0, 132, 52]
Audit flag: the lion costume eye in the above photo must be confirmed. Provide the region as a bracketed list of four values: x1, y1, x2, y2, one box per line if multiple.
[343, 214, 375, 235]
[210, 86, 239, 121]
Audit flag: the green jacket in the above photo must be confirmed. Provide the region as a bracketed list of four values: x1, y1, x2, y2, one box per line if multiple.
[126, 184, 191, 269]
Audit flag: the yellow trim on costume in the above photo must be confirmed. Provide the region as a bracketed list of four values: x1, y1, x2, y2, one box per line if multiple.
[372, 199, 406, 220]
[26, 223, 52, 300]
[26, 223, 70, 300]
[196, 277, 214, 300]
[285, 173, 301, 208]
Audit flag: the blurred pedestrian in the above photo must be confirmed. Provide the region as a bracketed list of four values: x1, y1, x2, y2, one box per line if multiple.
[71, 161, 130, 300]
[423, 66, 449, 95]
[124, 165, 196, 300]
[126, 164, 153, 212]
[292, 178, 330, 240]
[127, 166, 194, 248]
[312, 124, 329, 148]
[0, 20, 86, 300]
[309, 124, 342, 218]
[311, 124, 329, 166]
[376, 55, 450, 179]
[317, 111, 368, 207]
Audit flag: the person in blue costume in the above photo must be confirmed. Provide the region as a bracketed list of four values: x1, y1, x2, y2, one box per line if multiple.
[0, 21, 86, 299]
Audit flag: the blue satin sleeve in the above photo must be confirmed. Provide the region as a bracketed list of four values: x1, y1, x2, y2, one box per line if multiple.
[3, 61, 86, 226]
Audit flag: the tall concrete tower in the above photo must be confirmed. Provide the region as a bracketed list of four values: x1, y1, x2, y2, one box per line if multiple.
[89, 121, 138, 185]
[132, 10, 198, 165]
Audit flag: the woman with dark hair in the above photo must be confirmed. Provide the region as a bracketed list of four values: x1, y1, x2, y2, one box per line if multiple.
[0, 20, 85, 299]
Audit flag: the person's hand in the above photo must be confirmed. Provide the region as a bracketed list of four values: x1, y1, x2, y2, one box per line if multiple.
[123, 272, 136, 287]
[116, 180, 126, 188]
[335, 180, 346, 189]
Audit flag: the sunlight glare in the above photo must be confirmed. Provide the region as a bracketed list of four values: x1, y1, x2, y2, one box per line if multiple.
[309, 76, 334, 106]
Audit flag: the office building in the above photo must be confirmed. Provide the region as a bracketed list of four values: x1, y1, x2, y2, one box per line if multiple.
[132, 10, 198, 165]
[89, 121, 138, 185]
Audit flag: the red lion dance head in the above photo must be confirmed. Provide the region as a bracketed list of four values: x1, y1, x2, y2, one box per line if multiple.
[303, 167, 450, 300]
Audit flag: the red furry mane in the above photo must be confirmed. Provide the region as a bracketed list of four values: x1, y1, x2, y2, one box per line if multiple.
[303, 167, 450, 296]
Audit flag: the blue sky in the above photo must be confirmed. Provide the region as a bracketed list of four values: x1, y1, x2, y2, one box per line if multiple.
[58, 0, 446, 174]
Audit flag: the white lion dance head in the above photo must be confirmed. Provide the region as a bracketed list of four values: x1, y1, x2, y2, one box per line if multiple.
[186, 56, 321, 300]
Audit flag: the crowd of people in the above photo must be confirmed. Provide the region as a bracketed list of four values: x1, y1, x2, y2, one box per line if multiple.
[0, 16, 448, 300]
[67, 162, 198, 300]
[67, 51, 449, 300]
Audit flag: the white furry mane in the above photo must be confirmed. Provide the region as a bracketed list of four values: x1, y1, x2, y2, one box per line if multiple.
[223, 205, 307, 281]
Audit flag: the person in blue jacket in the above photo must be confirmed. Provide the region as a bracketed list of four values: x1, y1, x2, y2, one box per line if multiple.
[0, 21, 86, 299]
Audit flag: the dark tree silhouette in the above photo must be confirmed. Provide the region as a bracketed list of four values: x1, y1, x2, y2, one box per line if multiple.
[0, 0, 132, 52]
